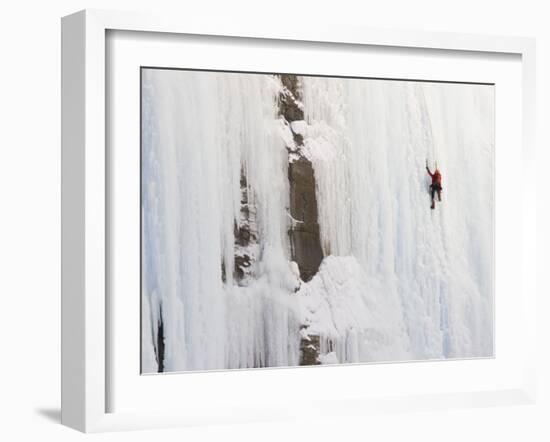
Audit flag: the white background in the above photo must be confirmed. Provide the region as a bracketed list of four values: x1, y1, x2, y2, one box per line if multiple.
[0, 1, 548, 441]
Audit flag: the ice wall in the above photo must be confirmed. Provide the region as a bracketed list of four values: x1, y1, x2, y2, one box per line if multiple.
[142, 70, 300, 372]
[141, 69, 494, 373]
[299, 78, 494, 361]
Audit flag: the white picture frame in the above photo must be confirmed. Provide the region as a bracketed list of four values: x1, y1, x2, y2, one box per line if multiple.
[61, 9, 537, 433]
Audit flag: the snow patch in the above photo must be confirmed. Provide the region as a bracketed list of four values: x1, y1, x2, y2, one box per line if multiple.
[290, 120, 307, 136]
[297, 256, 410, 362]
[318, 352, 339, 365]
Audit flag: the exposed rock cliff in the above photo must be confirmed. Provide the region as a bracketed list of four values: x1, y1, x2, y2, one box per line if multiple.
[279, 74, 323, 365]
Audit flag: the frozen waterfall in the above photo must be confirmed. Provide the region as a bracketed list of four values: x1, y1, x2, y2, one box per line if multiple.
[141, 69, 494, 373]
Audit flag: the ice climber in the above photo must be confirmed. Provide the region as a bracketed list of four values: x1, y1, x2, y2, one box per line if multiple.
[426, 165, 442, 210]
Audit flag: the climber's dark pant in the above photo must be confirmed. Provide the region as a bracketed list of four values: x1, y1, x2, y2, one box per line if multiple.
[430, 184, 442, 202]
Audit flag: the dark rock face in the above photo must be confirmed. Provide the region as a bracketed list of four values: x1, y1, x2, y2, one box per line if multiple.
[234, 253, 252, 282]
[279, 74, 324, 283]
[288, 157, 324, 282]
[279, 74, 324, 366]
[234, 169, 257, 284]
[299, 333, 321, 366]
[155, 307, 165, 373]
[222, 168, 258, 286]
[279, 74, 304, 122]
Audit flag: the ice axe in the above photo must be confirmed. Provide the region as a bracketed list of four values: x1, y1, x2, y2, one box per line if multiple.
[426, 159, 439, 170]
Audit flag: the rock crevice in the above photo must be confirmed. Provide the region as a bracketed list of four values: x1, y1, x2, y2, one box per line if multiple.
[279, 74, 323, 366]
[278, 74, 324, 283]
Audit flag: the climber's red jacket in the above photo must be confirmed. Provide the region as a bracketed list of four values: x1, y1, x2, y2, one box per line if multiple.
[427, 168, 442, 186]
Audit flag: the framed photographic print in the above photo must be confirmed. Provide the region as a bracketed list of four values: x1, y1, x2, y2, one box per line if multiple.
[61, 9, 537, 432]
